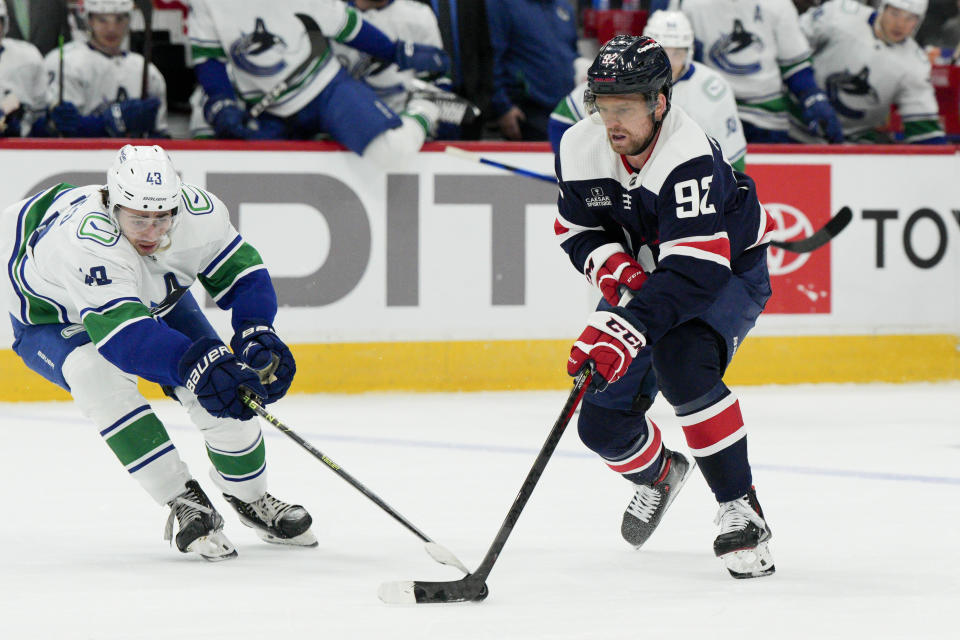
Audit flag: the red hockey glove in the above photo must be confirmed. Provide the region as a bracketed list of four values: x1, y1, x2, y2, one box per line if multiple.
[568, 310, 647, 391]
[587, 251, 646, 307]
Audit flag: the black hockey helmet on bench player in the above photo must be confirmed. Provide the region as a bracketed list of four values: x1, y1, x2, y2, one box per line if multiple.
[584, 35, 673, 119]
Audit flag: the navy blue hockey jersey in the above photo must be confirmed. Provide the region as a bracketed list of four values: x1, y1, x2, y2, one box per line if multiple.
[555, 105, 775, 345]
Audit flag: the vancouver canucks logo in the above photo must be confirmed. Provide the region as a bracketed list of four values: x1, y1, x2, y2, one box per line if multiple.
[825, 66, 878, 119]
[229, 18, 288, 77]
[708, 19, 763, 76]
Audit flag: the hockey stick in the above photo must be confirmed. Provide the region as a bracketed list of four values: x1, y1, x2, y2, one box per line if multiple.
[768, 206, 852, 253]
[378, 367, 594, 604]
[138, 0, 153, 99]
[444, 145, 558, 184]
[239, 393, 470, 575]
[249, 13, 327, 118]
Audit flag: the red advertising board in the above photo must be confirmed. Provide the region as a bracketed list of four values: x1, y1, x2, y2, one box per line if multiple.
[748, 163, 832, 314]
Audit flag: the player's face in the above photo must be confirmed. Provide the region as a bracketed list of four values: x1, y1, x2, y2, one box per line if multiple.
[664, 47, 688, 82]
[876, 6, 920, 44]
[89, 13, 130, 54]
[594, 94, 665, 156]
[117, 206, 174, 255]
[354, 0, 391, 10]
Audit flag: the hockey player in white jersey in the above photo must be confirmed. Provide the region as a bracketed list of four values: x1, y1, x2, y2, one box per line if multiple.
[0, 145, 314, 560]
[790, 0, 945, 143]
[189, 0, 463, 167]
[550, 10, 747, 171]
[557, 35, 776, 578]
[671, 0, 843, 143]
[37, 0, 167, 137]
[0, 2, 47, 137]
[331, 0, 479, 139]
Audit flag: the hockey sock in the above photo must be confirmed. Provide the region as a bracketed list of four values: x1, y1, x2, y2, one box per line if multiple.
[605, 417, 665, 486]
[677, 384, 752, 502]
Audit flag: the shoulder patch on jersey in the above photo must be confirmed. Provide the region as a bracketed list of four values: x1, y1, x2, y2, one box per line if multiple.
[701, 76, 728, 101]
[181, 185, 215, 215]
[76, 212, 120, 247]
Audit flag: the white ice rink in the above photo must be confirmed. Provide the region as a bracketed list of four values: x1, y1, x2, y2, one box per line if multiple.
[1, 382, 958, 639]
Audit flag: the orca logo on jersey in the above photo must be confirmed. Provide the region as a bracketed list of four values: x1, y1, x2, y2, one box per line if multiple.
[825, 66, 878, 120]
[229, 18, 288, 77]
[708, 19, 763, 76]
[586, 186, 612, 208]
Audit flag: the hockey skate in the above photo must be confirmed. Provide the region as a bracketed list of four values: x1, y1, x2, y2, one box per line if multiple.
[407, 89, 481, 131]
[713, 487, 775, 579]
[621, 449, 695, 548]
[223, 492, 317, 547]
[164, 480, 237, 562]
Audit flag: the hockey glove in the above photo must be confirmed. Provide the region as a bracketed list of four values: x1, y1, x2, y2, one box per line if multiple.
[587, 251, 647, 307]
[230, 323, 296, 403]
[205, 98, 263, 140]
[178, 338, 267, 421]
[103, 97, 161, 137]
[800, 92, 844, 143]
[49, 101, 82, 136]
[394, 41, 450, 76]
[568, 310, 647, 392]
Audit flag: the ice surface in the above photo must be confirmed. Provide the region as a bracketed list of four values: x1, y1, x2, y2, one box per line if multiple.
[1, 383, 958, 639]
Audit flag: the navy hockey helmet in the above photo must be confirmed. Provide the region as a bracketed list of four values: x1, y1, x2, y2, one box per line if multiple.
[585, 35, 673, 117]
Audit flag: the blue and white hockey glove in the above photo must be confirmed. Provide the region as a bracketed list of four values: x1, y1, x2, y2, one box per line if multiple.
[103, 97, 161, 137]
[395, 41, 450, 76]
[205, 98, 264, 140]
[230, 323, 296, 403]
[49, 101, 82, 136]
[178, 338, 267, 421]
[800, 92, 844, 143]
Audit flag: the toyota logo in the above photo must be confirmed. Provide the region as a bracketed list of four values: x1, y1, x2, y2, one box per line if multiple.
[764, 203, 813, 276]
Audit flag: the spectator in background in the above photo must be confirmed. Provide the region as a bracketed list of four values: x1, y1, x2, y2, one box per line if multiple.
[792, 0, 945, 143]
[486, 0, 579, 140]
[3, 0, 72, 56]
[37, 0, 167, 138]
[428, 0, 494, 139]
[332, 0, 479, 140]
[550, 11, 747, 171]
[673, 0, 843, 143]
[923, 0, 960, 51]
[0, 1, 46, 136]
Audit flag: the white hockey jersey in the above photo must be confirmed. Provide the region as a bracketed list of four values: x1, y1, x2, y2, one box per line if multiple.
[331, 0, 442, 113]
[551, 63, 747, 169]
[793, 0, 942, 143]
[0, 37, 47, 135]
[43, 41, 168, 134]
[189, 0, 369, 117]
[672, 0, 813, 131]
[0, 182, 266, 383]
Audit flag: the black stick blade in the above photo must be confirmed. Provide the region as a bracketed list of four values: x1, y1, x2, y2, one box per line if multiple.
[769, 206, 852, 253]
[378, 578, 489, 604]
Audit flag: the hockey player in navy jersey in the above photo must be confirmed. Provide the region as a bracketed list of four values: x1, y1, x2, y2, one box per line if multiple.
[0, 145, 314, 561]
[557, 35, 776, 578]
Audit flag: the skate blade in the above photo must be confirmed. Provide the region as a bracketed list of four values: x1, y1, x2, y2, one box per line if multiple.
[186, 531, 238, 562]
[720, 541, 775, 579]
[253, 527, 318, 548]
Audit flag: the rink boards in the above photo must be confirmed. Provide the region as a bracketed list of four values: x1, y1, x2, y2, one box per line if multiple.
[0, 140, 957, 400]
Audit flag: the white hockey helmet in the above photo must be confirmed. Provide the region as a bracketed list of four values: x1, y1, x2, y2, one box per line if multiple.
[84, 0, 134, 16]
[642, 11, 695, 66]
[879, 0, 927, 20]
[106, 145, 182, 223]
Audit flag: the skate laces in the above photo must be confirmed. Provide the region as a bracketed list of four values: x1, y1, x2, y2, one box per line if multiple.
[249, 493, 295, 525]
[163, 494, 215, 544]
[625, 484, 663, 523]
[714, 496, 766, 534]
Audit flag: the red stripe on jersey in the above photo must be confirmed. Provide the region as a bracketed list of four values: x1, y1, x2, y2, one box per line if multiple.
[554, 218, 570, 235]
[682, 399, 743, 450]
[607, 420, 662, 473]
[671, 236, 731, 261]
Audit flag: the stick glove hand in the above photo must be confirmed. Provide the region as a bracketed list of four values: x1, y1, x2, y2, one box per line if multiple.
[587, 251, 646, 307]
[568, 311, 646, 392]
[178, 338, 266, 420]
[230, 323, 296, 403]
